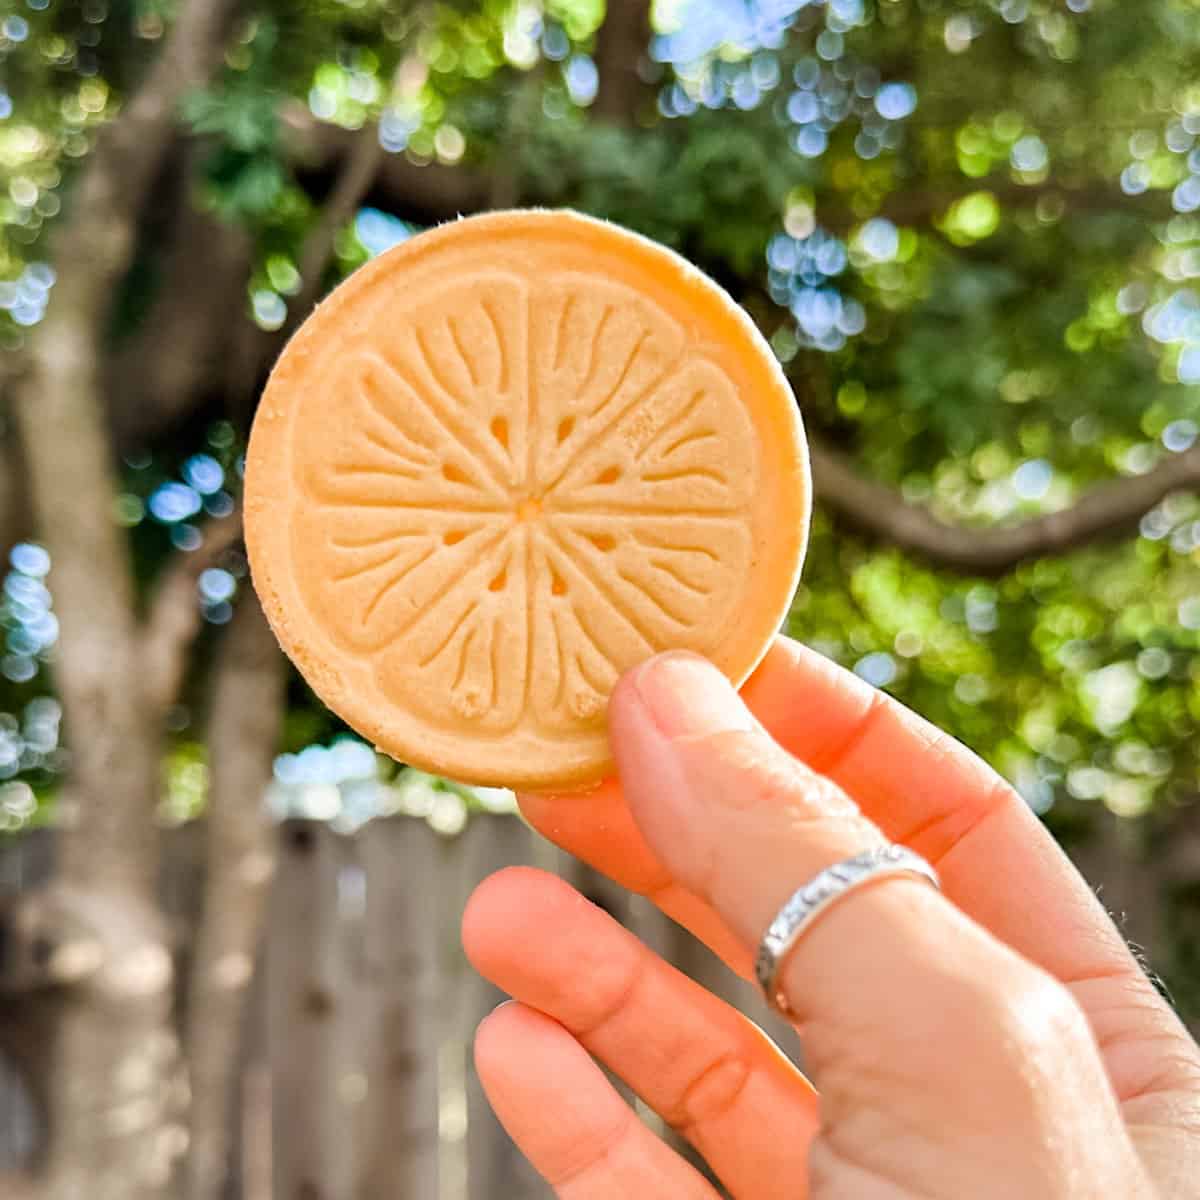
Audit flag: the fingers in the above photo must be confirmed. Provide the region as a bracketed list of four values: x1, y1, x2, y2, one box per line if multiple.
[524, 634, 1200, 1130]
[463, 867, 817, 1199]
[474, 1003, 720, 1199]
[609, 652, 1151, 1196]
[524, 637, 1200, 1108]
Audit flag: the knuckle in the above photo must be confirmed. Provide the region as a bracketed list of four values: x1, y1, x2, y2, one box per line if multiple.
[671, 1050, 752, 1131]
[952, 968, 1099, 1115]
[808, 686, 891, 776]
[570, 943, 648, 1039]
[998, 970, 1091, 1060]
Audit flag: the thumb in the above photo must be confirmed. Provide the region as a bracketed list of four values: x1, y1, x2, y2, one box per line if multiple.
[608, 652, 1151, 1198]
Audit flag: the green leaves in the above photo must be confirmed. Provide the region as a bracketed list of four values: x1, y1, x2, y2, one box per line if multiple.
[180, 78, 290, 220]
[182, 84, 281, 153]
[203, 152, 290, 220]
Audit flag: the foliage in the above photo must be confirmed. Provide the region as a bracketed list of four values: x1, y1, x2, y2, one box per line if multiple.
[4, 0, 1200, 1008]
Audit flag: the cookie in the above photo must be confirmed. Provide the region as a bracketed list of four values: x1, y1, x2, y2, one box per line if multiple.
[245, 209, 810, 790]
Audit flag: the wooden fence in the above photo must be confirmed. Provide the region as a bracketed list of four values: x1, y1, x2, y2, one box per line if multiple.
[0, 815, 799, 1199]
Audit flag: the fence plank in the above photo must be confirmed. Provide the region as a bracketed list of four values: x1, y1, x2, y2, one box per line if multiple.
[3, 807, 822, 1200]
[322, 832, 370, 1200]
[0, 830, 55, 1175]
[0, 1055, 36, 1178]
[460, 815, 548, 1200]
[357, 818, 441, 1199]
[0, 829, 55, 893]
[223, 940, 271, 1200]
[438, 826, 470, 1200]
[267, 820, 336, 1200]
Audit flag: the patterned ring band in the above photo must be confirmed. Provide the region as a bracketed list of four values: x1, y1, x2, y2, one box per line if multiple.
[754, 844, 941, 1018]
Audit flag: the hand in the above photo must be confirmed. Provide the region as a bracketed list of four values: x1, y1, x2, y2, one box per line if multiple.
[462, 639, 1200, 1197]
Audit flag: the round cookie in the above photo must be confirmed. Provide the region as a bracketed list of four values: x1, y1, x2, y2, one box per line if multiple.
[245, 209, 810, 790]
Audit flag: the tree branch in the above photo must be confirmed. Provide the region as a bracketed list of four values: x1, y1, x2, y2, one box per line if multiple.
[294, 124, 388, 319]
[231, 114, 397, 398]
[282, 104, 488, 226]
[809, 433, 1200, 574]
[110, 105, 483, 450]
[142, 511, 244, 713]
[51, 0, 244, 319]
[115, 100, 1187, 586]
[592, 0, 654, 126]
[288, 101, 1165, 242]
[276, 130, 1200, 576]
[146, 122, 386, 705]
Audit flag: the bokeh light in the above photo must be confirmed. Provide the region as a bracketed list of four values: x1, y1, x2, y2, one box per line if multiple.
[267, 736, 514, 834]
[1, 542, 57, 686]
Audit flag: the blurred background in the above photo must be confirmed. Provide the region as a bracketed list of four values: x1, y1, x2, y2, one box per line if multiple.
[2, 0, 1200, 1197]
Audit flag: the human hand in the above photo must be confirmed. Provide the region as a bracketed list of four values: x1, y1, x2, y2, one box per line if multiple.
[462, 638, 1200, 1197]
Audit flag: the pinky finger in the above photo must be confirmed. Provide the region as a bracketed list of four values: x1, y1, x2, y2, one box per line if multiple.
[475, 1003, 722, 1200]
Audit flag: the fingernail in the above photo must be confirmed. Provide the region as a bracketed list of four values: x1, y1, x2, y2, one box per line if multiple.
[485, 998, 515, 1021]
[633, 652, 756, 740]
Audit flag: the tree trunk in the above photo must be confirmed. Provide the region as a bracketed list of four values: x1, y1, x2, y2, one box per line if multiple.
[184, 596, 284, 1200]
[8, 1, 242, 1192]
[592, 0, 653, 126]
[0, 432, 32, 569]
[42, 918, 181, 1200]
[16, 193, 182, 1200]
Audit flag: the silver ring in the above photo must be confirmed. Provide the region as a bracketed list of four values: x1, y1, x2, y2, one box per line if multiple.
[755, 844, 940, 1016]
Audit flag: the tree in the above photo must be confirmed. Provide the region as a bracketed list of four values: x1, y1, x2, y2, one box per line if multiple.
[1, 0, 1199, 1194]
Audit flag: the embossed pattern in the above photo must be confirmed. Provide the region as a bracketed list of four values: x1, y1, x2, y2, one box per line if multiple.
[294, 273, 756, 740]
[247, 212, 810, 788]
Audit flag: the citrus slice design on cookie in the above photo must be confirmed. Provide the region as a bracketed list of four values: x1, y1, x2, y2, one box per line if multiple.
[245, 209, 810, 790]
